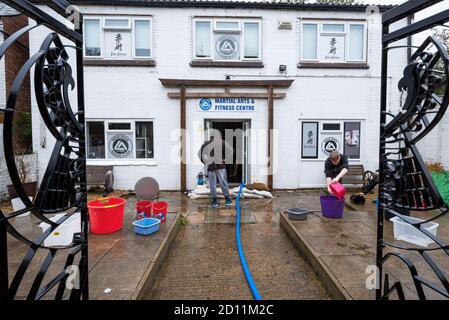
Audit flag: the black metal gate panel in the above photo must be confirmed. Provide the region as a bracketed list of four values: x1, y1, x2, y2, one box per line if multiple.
[377, 0, 449, 300]
[0, 0, 87, 300]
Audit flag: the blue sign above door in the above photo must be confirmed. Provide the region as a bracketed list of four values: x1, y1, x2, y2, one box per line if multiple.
[198, 98, 256, 112]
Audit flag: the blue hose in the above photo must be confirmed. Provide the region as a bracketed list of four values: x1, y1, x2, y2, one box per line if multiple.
[235, 183, 262, 300]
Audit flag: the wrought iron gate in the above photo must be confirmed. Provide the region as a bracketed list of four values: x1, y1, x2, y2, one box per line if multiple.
[0, 0, 87, 300]
[377, 0, 449, 300]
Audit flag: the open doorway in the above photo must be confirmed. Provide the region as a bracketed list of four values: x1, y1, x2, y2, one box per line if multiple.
[205, 119, 250, 185]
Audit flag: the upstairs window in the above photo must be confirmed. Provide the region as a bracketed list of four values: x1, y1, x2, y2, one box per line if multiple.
[84, 16, 153, 59]
[193, 18, 262, 61]
[300, 21, 366, 63]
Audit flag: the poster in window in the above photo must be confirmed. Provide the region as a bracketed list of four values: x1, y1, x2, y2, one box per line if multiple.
[302, 122, 318, 158]
[319, 35, 345, 62]
[344, 122, 361, 159]
[319, 132, 342, 159]
[107, 132, 134, 159]
[105, 31, 132, 59]
[215, 34, 240, 60]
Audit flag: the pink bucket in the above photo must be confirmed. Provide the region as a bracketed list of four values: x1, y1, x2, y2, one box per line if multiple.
[329, 182, 346, 200]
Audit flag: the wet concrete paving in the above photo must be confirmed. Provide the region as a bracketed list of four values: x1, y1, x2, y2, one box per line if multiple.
[147, 191, 330, 300]
[282, 191, 449, 300]
[4, 195, 180, 300]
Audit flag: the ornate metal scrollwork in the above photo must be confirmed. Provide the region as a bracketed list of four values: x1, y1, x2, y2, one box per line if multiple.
[378, 35, 449, 300]
[0, 1, 88, 300]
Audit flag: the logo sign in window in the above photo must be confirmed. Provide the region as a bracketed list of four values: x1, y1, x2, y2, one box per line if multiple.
[108, 133, 133, 158]
[321, 137, 341, 155]
[216, 35, 239, 60]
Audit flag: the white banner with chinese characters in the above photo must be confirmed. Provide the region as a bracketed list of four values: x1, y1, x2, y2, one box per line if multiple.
[104, 31, 132, 59]
[319, 35, 345, 62]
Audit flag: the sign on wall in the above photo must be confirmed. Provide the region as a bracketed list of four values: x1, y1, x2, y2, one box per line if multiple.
[105, 31, 132, 59]
[198, 98, 256, 112]
[319, 35, 345, 62]
[107, 133, 134, 159]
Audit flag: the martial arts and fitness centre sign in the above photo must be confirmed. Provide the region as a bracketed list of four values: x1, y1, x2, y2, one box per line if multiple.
[198, 98, 256, 112]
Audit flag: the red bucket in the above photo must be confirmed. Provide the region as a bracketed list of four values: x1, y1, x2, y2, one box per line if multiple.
[153, 201, 168, 223]
[136, 200, 152, 218]
[329, 182, 346, 200]
[88, 198, 126, 234]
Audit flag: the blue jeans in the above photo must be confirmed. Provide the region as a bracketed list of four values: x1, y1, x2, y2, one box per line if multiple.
[208, 169, 230, 199]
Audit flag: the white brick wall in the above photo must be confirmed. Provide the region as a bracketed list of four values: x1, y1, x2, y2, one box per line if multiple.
[28, 5, 411, 190]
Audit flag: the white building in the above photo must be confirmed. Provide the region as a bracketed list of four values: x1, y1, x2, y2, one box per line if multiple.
[27, 0, 413, 191]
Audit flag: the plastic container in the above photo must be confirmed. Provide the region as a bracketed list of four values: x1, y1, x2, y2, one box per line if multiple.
[153, 201, 168, 223]
[329, 182, 346, 200]
[11, 197, 33, 217]
[87, 198, 126, 234]
[133, 218, 161, 236]
[136, 200, 152, 218]
[390, 216, 439, 247]
[39, 213, 81, 247]
[320, 195, 345, 218]
[287, 208, 308, 220]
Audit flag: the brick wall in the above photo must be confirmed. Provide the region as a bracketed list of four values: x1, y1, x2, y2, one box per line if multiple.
[0, 14, 31, 200]
[3, 14, 31, 115]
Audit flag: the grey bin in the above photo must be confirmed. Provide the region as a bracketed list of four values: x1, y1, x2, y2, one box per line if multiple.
[287, 208, 308, 220]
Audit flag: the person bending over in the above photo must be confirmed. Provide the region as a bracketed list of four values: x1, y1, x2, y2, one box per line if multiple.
[324, 151, 349, 194]
[199, 136, 233, 208]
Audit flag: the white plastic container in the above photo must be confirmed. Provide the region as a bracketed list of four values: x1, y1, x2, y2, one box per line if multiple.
[39, 213, 81, 247]
[390, 216, 439, 247]
[11, 197, 33, 217]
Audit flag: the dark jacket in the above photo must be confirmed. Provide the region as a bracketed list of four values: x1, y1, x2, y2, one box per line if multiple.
[324, 154, 349, 179]
[198, 139, 233, 172]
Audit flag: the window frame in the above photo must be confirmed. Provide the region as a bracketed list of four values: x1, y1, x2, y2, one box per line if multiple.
[192, 18, 263, 62]
[347, 23, 367, 62]
[193, 18, 214, 60]
[300, 120, 363, 161]
[86, 119, 155, 160]
[300, 20, 367, 64]
[103, 17, 132, 30]
[132, 18, 153, 59]
[83, 16, 154, 60]
[83, 17, 103, 58]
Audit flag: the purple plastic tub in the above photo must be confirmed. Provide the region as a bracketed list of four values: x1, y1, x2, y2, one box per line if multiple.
[320, 195, 344, 218]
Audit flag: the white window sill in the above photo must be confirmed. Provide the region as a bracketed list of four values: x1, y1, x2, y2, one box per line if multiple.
[87, 159, 158, 166]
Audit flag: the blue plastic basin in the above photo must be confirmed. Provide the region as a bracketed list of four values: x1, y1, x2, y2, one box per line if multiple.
[133, 218, 161, 236]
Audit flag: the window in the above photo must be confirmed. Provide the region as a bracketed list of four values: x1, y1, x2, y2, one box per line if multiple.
[136, 122, 154, 159]
[301, 21, 366, 63]
[87, 120, 154, 160]
[322, 123, 341, 131]
[87, 122, 105, 159]
[84, 16, 152, 59]
[344, 122, 361, 159]
[301, 120, 362, 160]
[85, 19, 101, 57]
[193, 18, 262, 61]
[108, 122, 131, 130]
